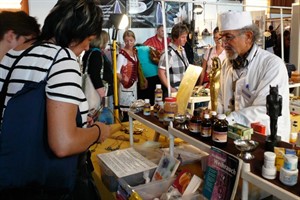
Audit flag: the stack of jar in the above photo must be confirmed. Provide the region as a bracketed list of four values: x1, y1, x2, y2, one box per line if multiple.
[188, 110, 228, 148]
[279, 154, 298, 186]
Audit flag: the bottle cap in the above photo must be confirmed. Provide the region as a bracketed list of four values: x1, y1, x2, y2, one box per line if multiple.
[156, 84, 161, 89]
[217, 114, 226, 120]
[210, 111, 217, 116]
[204, 113, 210, 119]
[165, 97, 176, 102]
[144, 99, 150, 104]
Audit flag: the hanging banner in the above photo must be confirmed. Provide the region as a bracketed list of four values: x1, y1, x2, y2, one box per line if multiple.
[99, 0, 188, 28]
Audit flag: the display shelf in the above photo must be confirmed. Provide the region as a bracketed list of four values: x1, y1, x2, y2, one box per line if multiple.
[128, 113, 300, 200]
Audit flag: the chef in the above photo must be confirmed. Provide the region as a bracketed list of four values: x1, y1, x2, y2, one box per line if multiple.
[217, 11, 290, 142]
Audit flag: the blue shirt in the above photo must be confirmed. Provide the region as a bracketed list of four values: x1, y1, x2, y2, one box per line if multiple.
[136, 45, 158, 78]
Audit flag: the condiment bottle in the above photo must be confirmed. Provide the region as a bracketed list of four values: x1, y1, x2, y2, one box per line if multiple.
[212, 114, 228, 148]
[163, 97, 178, 125]
[143, 99, 151, 116]
[210, 111, 218, 135]
[154, 84, 163, 102]
[201, 113, 212, 140]
[153, 100, 162, 117]
[188, 109, 202, 135]
[157, 101, 165, 122]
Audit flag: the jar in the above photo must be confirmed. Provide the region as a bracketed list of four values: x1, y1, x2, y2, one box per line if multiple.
[188, 109, 202, 135]
[143, 99, 151, 116]
[154, 84, 163, 102]
[163, 97, 178, 125]
[212, 114, 228, 148]
[201, 113, 212, 140]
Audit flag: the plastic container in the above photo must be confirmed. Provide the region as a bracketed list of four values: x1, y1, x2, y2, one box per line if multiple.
[154, 84, 163, 102]
[279, 167, 298, 186]
[264, 151, 276, 168]
[143, 99, 151, 116]
[118, 175, 176, 200]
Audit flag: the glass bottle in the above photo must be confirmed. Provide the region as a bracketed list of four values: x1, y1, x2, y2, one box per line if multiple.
[212, 114, 228, 148]
[157, 101, 165, 123]
[153, 100, 162, 117]
[154, 84, 163, 102]
[143, 99, 151, 116]
[201, 113, 212, 140]
[210, 111, 218, 135]
[98, 96, 114, 124]
[188, 109, 202, 135]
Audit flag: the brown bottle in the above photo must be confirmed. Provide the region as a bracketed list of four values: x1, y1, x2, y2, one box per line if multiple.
[201, 113, 212, 140]
[188, 109, 202, 135]
[212, 114, 228, 148]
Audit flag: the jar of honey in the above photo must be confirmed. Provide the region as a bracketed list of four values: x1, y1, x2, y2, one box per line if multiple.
[163, 97, 178, 125]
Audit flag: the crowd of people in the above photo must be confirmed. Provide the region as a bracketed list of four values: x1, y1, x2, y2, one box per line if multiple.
[0, 1, 292, 199]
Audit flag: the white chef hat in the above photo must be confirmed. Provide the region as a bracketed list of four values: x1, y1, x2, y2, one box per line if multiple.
[218, 11, 253, 31]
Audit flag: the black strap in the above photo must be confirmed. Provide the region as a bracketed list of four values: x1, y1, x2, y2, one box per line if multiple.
[0, 45, 37, 117]
[0, 44, 62, 118]
[168, 45, 188, 69]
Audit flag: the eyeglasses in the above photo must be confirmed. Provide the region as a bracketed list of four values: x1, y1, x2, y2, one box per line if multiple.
[218, 32, 243, 43]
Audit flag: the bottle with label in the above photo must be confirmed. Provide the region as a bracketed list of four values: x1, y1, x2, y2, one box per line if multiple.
[153, 100, 162, 117]
[201, 113, 212, 140]
[163, 97, 178, 126]
[188, 109, 202, 135]
[210, 111, 218, 135]
[143, 99, 151, 116]
[212, 114, 228, 148]
[154, 84, 163, 102]
[157, 101, 165, 123]
[98, 96, 114, 124]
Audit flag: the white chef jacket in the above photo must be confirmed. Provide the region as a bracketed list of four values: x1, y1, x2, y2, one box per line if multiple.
[217, 44, 290, 142]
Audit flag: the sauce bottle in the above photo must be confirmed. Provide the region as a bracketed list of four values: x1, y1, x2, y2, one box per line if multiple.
[154, 84, 163, 102]
[143, 99, 151, 116]
[188, 108, 202, 135]
[212, 114, 228, 148]
[201, 113, 212, 140]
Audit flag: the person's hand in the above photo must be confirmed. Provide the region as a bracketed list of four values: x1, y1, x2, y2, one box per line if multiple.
[171, 87, 177, 93]
[97, 87, 106, 98]
[94, 122, 111, 143]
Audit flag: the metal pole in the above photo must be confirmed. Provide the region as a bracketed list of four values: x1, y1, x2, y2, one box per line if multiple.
[112, 38, 119, 121]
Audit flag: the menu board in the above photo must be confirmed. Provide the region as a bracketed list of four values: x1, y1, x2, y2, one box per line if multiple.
[99, 0, 188, 28]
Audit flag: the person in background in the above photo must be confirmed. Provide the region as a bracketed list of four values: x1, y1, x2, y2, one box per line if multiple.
[82, 30, 114, 124]
[0, 0, 110, 199]
[217, 11, 290, 142]
[117, 30, 140, 122]
[274, 29, 290, 63]
[198, 27, 226, 88]
[158, 23, 189, 94]
[0, 11, 40, 61]
[144, 24, 171, 54]
[136, 44, 161, 105]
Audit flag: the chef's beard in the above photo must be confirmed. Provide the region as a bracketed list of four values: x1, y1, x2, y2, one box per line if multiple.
[225, 47, 238, 60]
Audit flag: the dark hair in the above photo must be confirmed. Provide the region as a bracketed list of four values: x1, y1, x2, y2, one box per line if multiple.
[171, 23, 189, 41]
[269, 25, 274, 31]
[213, 27, 219, 35]
[0, 11, 40, 40]
[40, 0, 103, 47]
